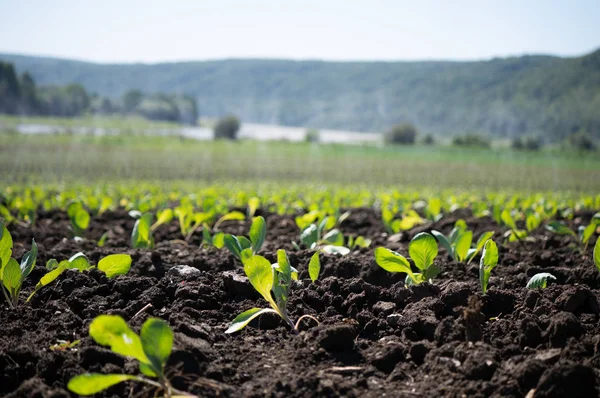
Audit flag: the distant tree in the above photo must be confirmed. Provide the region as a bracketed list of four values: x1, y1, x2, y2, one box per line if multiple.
[122, 89, 143, 113]
[568, 131, 596, 151]
[511, 137, 524, 150]
[524, 136, 542, 151]
[305, 128, 320, 143]
[385, 123, 417, 145]
[214, 115, 241, 140]
[423, 134, 435, 145]
[452, 134, 490, 148]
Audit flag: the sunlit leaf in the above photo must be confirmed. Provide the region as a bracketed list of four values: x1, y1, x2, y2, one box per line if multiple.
[225, 307, 278, 334]
[98, 254, 132, 278]
[526, 273, 556, 289]
[308, 252, 320, 282]
[409, 232, 438, 270]
[68, 373, 138, 395]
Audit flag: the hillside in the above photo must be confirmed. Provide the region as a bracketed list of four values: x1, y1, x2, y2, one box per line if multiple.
[1, 50, 599, 140]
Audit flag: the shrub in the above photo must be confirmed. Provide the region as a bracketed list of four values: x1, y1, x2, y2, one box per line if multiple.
[213, 115, 241, 140]
[452, 134, 490, 148]
[423, 134, 435, 145]
[305, 129, 320, 143]
[384, 123, 417, 145]
[567, 131, 596, 151]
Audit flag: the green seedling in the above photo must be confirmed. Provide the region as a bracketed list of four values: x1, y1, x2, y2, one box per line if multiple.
[424, 197, 443, 222]
[381, 208, 424, 234]
[201, 223, 226, 249]
[68, 315, 191, 397]
[247, 197, 260, 218]
[50, 339, 80, 351]
[226, 249, 318, 334]
[375, 232, 439, 286]
[98, 231, 109, 247]
[151, 208, 174, 232]
[346, 235, 372, 250]
[581, 213, 600, 250]
[526, 273, 556, 288]
[479, 239, 498, 294]
[308, 252, 320, 282]
[0, 223, 37, 309]
[500, 209, 528, 242]
[27, 253, 131, 302]
[594, 238, 599, 272]
[224, 216, 266, 261]
[131, 211, 155, 249]
[296, 216, 351, 255]
[67, 201, 91, 238]
[432, 220, 493, 263]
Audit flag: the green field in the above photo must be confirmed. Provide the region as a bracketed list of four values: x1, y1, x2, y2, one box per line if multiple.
[1, 128, 599, 192]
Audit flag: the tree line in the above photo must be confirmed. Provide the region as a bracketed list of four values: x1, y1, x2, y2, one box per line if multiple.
[0, 61, 198, 125]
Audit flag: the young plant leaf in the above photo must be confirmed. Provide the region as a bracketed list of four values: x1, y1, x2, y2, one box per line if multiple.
[431, 230, 454, 260]
[2, 258, 21, 291]
[0, 222, 13, 269]
[545, 221, 576, 237]
[223, 234, 242, 260]
[98, 231, 109, 247]
[243, 255, 276, 308]
[98, 254, 132, 278]
[501, 209, 517, 230]
[46, 258, 59, 270]
[131, 213, 154, 249]
[89, 315, 149, 364]
[68, 252, 91, 271]
[479, 239, 498, 294]
[526, 273, 557, 289]
[214, 211, 245, 230]
[322, 229, 344, 246]
[454, 230, 472, 262]
[19, 238, 38, 279]
[300, 224, 318, 247]
[225, 307, 278, 334]
[140, 318, 173, 378]
[27, 262, 69, 302]
[466, 231, 494, 264]
[408, 232, 438, 270]
[308, 252, 320, 282]
[152, 208, 173, 231]
[594, 238, 600, 272]
[68, 373, 139, 395]
[374, 247, 416, 281]
[249, 216, 266, 254]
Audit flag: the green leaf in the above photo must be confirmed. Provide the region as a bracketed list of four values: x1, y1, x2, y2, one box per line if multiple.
[594, 238, 600, 272]
[131, 213, 154, 249]
[526, 214, 541, 232]
[89, 315, 149, 364]
[225, 307, 278, 334]
[526, 273, 557, 289]
[0, 222, 13, 272]
[352, 236, 372, 249]
[408, 232, 438, 270]
[68, 252, 91, 271]
[247, 197, 260, 218]
[223, 234, 242, 260]
[140, 318, 173, 378]
[545, 221, 576, 237]
[320, 245, 350, 255]
[46, 258, 59, 270]
[431, 230, 454, 260]
[249, 216, 266, 254]
[374, 247, 416, 281]
[214, 211, 245, 230]
[467, 231, 495, 264]
[27, 262, 68, 302]
[454, 230, 472, 262]
[479, 239, 498, 294]
[300, 224, 318, 247]
[308, 252, 320, 282]
[212, 232, 225, 248]
[19, 239, 38, 279]
[3, 258, 21, 290]
[322, 229, 344, 246]
[75, 208, 91, 231]
[98, 231, 109, 247]
[422, 263, 441, 280]
[152, 208, 173, 231]
[238, 236, 252, 250]
[276, 249, 292, 281]
[501, 209, 517, 230]
[243, 255, 276, 308]
[68, 373, 138, 395]
[98, 254, 132, 278]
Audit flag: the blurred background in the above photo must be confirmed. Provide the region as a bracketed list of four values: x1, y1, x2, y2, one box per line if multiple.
[0, 0, 599, 192]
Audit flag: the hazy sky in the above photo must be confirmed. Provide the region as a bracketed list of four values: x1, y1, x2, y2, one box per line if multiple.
[1, 0, 599, 63]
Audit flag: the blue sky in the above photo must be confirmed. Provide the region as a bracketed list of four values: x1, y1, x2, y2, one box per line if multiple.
[1, 0, 599, 63]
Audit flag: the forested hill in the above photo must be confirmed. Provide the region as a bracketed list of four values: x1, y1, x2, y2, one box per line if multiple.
[1, 50, 599, 140]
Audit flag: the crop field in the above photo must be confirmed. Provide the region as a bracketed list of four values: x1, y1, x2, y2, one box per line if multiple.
[1, 130, 600, 397]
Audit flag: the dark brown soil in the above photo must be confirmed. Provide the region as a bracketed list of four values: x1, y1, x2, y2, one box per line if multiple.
[1, 208, 599, 398]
